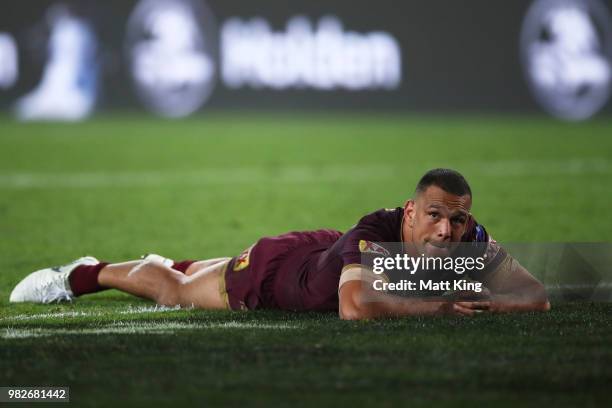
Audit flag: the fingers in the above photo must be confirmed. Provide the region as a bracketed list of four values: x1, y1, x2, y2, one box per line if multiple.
[456, 301, 490, 310]
[457, 290, 491, 301]
[452, 301, 491, 316]
[452, 303, 475, 316]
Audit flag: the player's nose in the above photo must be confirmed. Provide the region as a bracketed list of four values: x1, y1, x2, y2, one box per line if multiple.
[437, 218, 451, 240]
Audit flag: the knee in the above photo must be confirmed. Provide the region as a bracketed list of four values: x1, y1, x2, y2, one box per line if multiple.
[156, 274, 187, 306]
[127, 259, 165, 277]
[136, 260, 187, 306]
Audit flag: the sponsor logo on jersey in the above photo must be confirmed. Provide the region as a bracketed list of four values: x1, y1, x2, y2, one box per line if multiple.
[358, 240, 390, 256]
[233, 245, 253, 271]
[474, 224, 486, 242]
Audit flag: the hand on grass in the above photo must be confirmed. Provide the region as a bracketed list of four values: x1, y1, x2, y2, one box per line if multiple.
[437, 299, 491, 316]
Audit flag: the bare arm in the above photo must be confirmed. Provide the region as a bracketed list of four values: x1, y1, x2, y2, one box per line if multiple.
[483, 255, 551, 313]
[337, 257, 550, 320]
[338, 268, 489, 320]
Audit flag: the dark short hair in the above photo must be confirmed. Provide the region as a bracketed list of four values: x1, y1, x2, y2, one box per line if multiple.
[415, 168, 472, 197]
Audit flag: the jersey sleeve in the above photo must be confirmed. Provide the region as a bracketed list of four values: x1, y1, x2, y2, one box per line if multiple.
[462, 215, 508, 281]
[341, 229, 388, 270]
[339, 209, 396, 268]
[337, 211, 395, 287]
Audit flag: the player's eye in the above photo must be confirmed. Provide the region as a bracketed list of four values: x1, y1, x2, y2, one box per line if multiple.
[452, 217, 466, 225]
[428, 212, 439, 219]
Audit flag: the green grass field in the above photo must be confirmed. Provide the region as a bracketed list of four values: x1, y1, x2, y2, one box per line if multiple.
[1, 113, 611, 407]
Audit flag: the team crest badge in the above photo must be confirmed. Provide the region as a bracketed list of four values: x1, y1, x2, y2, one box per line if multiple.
[233, 245, 253, 271]
[358, 240, 390, 256]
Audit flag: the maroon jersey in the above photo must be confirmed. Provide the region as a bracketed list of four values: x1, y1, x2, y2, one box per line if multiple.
[223, 207, 504, 312]
[223, 229, 343, 311]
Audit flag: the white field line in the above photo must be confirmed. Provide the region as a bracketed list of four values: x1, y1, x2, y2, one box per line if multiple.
[2, 304, 204, 322]
[0, 166, 392, 189]
[0, 159, 610, 189]
[470, 158, 612, 177]
[118, 304, 187, 314]
[0, 310, 103, 322]
[545, 282, 612, 290]
[1, 321, 297, 339]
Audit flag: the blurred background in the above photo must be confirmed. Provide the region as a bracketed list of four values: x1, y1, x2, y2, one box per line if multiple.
[1, 0, 612, 297]
[1, 0, 611, 120]
[1, 3, 612, 403]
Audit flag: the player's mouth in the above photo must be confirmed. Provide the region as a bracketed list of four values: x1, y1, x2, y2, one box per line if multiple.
[424, 241, 451, 256]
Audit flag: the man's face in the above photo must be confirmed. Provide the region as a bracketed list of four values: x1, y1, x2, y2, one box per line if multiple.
[402, 185, 472, 257]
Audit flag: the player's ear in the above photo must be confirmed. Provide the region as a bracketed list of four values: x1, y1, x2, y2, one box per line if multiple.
[404, 200, 416, 226]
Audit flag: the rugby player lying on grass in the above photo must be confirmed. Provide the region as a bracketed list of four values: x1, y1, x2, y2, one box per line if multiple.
[10, 168, 550, 319]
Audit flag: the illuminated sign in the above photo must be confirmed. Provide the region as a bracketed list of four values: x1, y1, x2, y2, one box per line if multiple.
[125, 0, 401, 117]
[221, 16, 401, 90]
[14, 5, 98, 121]
[521, 0, 612, 120]
[126, 0, 217, 118]
[0, 33, 18, 89]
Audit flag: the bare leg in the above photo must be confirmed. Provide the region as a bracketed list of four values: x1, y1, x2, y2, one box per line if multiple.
[185, 258, 230, 276]
[97, 258, 231, 309]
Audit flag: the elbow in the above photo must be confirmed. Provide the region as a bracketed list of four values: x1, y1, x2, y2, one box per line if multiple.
[340, 311, 371, 321]
[339, 303, 370, 320]
[339, 293, 373, 321]
[338, 281, 380, 320]
[339, 310, 361, 321]
[538, 299, 551, 312]
[531, 298, 551, 312]
[532, 284, 551, 312]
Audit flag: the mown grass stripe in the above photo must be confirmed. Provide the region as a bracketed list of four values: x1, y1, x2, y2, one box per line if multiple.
[2, 321, 297, 339]
[0, 158, 610, 189]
